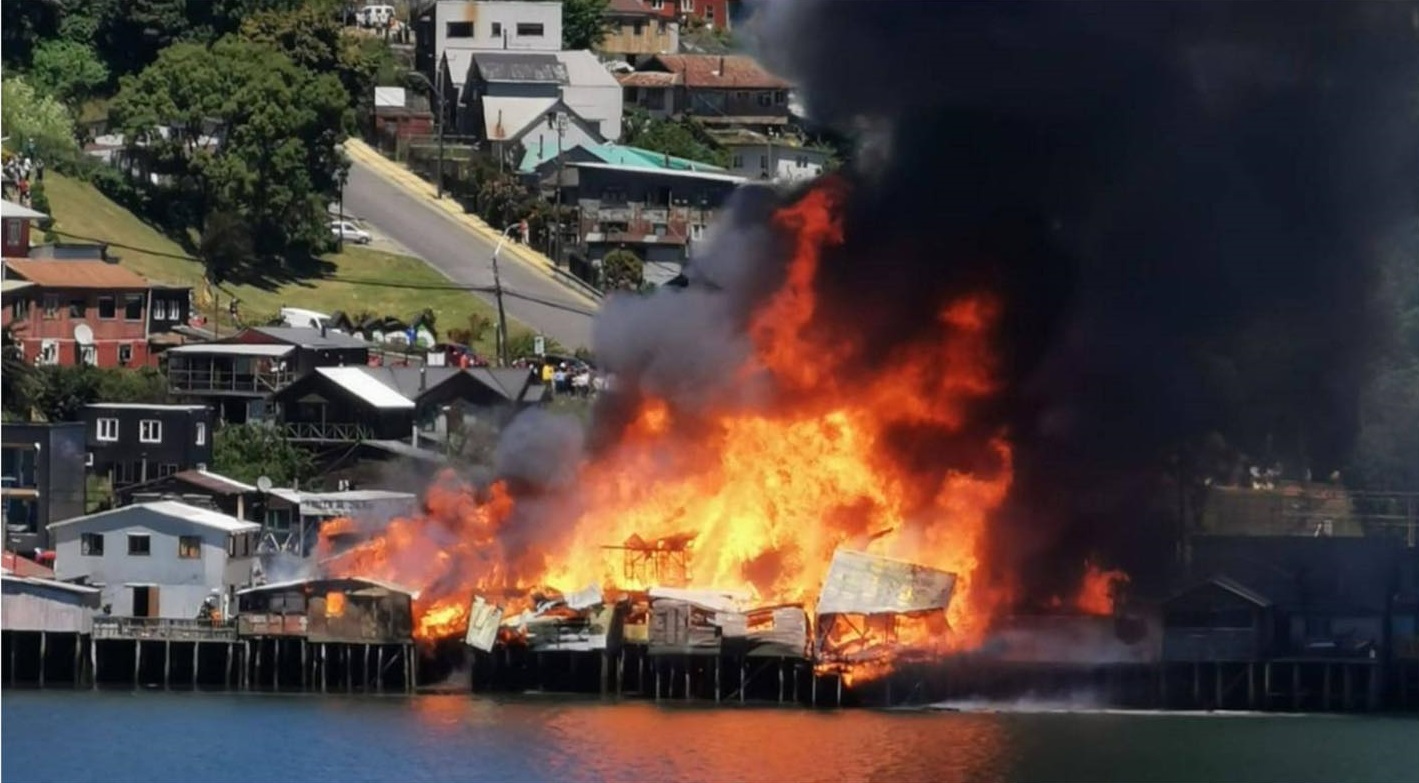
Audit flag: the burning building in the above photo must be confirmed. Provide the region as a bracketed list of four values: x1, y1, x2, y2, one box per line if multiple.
[317, 0, 1419, 704]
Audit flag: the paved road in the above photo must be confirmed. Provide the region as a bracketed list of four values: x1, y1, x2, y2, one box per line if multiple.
[342, 159, 597, 350]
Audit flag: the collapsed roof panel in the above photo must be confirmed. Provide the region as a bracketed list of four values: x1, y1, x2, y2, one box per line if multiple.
[815, 549, 957, 617]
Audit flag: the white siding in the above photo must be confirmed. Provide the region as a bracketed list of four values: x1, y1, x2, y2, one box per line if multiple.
[436, 0, 563, 58]
[1, 581, 96, 633]
[51, 505, 259, 620]
[555, 51, 625, 141]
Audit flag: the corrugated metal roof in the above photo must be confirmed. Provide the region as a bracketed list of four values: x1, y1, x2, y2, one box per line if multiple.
[267, 488, 417, 505]
[251, 326, 370, 350]
[519, 141, 725, 174]
[4, 259, 150, 290]
[1, 280, 35, 293]
[172, 469, 258, 495]
[315, 367, 416, 410]
[815, 549, 956, 616]
[1, 574, 100, 595]
[553, 50, 620, 88]
[482, 96, 560, 140]
[641, 54, 790, 89]
[47, 501, 261, 534]
[237, 576, 419, 598]
[85, 403, 209, 411]
[648, 586, 752, 613]
[569, 161, 745, 184]
[472, 52, 567, 83]
[166, 343, 294, 357]
[1, 199, 48, 220]
[617, 71, 680, 88]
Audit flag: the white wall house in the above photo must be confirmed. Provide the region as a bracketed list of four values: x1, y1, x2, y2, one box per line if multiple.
[49, 501, 261, 620]
[724, 141, 831, 184]
[431, 0, 563, 59]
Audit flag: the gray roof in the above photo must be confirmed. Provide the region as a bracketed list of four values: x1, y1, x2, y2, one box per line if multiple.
[358, 366, 462, 400]
[554, 50, 620, 88]
[469, 367, 538, 401]
[250, 326, 370, 350]
[472, 52, 568, 84]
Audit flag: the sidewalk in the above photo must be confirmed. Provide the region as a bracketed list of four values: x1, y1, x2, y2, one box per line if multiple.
[343, 138, 603, 307]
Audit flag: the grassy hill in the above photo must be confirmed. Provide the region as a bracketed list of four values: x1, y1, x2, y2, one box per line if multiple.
[40, 173, 503, 357]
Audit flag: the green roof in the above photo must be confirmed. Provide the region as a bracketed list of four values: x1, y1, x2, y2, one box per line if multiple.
[519, 143, 724, 175]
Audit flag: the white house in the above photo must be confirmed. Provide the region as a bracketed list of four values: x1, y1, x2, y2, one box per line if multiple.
[418, 0, 563, 80]
[721, 133, 831, 183]
[49, 501, 261, 620]
[554, 50, 625, 141]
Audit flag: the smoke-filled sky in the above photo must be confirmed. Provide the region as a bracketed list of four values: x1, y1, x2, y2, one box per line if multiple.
[741, 0, 1419, 595]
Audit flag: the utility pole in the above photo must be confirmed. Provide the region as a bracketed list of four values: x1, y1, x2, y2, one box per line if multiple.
[491, 224, 517, 367]
[546, 111, 567, 266]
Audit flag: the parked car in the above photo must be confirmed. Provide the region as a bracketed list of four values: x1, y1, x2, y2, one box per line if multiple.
[331, 220, 372, 245]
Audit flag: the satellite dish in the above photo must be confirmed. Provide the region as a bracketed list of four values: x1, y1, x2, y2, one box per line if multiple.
[256, 476, 273, 493]
[73, 323, 94, 345]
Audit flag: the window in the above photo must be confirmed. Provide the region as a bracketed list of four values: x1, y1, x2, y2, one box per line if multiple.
[97, 296, 116, 319]
[81, 533, 104, 556]
[652, 223, 667, 237]
[445, 21, 473, 37]
[657, 19, 667, 33]
[38, 339, 58, 365]
[127, 534, 151, 556]
[114, 460, 137, 485]
[490, 21, 502, 38]
[601, 187, 627, 204]
[796, 155, 809, 168]
[5, 220, 19, 246]
[195, 422, 206, 446]
[123, 294, 143, 321]
[515, 22, 544, 36]
[651, 0, 663, 8]
[178, 535, 202, 559]
[69, 298, 86, 318]
[680, 0, 693, 11]
[731, 154, 744, 168]
[9, 297, 29, 320]
[757, 91, 773, 107]
[691, 224, 706, 240]
[158, 463, 177, 478]
[118, 343, 133, 365]
[706, 5, 714, 23]
[153, 299, 166, 321]
[79, 345, 96, 366]
[774, 90, 787, 105]
[139, 419, 162, 443]
[42, 295, 58, 319]
[759, 154, 768, 172]
[633, 20, 644, 35]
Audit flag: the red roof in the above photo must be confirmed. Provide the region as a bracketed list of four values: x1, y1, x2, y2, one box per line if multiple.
[606, 0, 654, 15]
[642, 54, 790, 89]
[2, 550, 56, 579]
[4, 259, 150, 290]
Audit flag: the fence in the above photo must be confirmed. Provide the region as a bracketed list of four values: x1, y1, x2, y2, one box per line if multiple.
[92, 616, 237, 641]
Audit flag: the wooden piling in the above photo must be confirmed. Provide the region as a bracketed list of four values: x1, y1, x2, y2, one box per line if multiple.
[1263, 662, 1272, 710]
[91, 637, 98, 690]
[1291, 662, 1301, 711]
[739, 660, 745, 705]
[274, 639, 281, 691]
[1343, 664, 1354, 711]
[778, 658, 785, 704]
[601, 652, 610, 696]
[38, 631, 46, 688]
[345, 646, 352, 692]
[192, 641, 199, 688]
[655, 660, 661, 701]
[321, 644, 328, 693]
[1247, 662, 1257, 709]
[377, 646, 385, 692]
[225, 642, 233, 689]
[301, 641, 308, 691]
[363, 644, 370, 691]
[9, 633, 16, 686]
[1213, 662, 1223, 709]
[256, 638, 264, 689]
[1324, 664, 1333, 711]
[73, 635, 81, 688]
[133, 640, 141, 687]
[683, 662, 690, 702]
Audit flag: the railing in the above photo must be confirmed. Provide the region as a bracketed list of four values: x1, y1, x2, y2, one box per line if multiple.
[282, 422, 372, 443]
[92, 616, 237, 641]
[167, 367, 294, 395]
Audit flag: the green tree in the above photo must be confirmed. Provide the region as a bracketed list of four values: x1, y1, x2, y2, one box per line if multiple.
[96, 366, 170, 405]
[601, 248, 644, 291]
[0, 77, 80, 166]
[19, 366, 171, 422]
[111, 37, 352, 263]
[621, 108, 729, 167]
[31, 40, 110, 112]
[562, 0, 611, 50]
[2, 325, 31, 418]
[239, 4, 387, 116]
[212, 422, 314, 486]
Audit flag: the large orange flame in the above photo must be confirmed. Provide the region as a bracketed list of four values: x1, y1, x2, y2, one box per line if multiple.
[1075, 561, 1130, 616]
[321, 177, 1021, 656]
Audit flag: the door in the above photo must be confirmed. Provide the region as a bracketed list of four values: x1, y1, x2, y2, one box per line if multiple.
[131, 586, 160, 618]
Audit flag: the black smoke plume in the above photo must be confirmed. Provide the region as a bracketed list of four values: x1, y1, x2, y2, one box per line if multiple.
[727, 1, 1418, 601]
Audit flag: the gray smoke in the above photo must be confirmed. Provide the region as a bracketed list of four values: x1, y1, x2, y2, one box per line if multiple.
[736, 0, 1419, 600]
[494, 407, 586, 491]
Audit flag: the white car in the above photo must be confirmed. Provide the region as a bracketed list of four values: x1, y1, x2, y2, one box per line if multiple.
[331, 220, 372, 245]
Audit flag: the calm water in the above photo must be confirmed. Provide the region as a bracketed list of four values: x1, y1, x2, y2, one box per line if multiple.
[4, 691, 1418, 783]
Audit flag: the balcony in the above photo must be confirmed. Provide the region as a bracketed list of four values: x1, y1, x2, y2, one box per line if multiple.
[168, 367, 294, 396]
[92, 616, 238, 642]
[282, 422, 372, 443]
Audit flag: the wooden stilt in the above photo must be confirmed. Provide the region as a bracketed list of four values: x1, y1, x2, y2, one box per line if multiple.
[1263, 662, 1272, 710]
[134, 640, 141, 688]
[616, 649, 624, 696]
[91, 637, 98, 690]
[301, 642, 308, 691]
[812, 672, 817, 707]
[1214, 662, 1223, 709]
[410, 644, 418, 693]
[655, 660, 661, 701]
[739, 660, 745, 705]
[1248, 662, 1257, 709]
[73, 635, 81, 688]
[256, 638, 264, 689]
[38, 631, 46, 688]
[714, 656, 721, 703]
[1324, 664, 1333, 711]
[363, 645, 370, 691]
[1292, 662, 1302, 711]
[225, 642, 233, 689]
[345, 646, 352, 692]
[274, 639, 281, 691]
[192, 641, 200, 689]
[377, 646, 385, 692]
[683, 662, 690, 702]
[778, 658, 785, 704]
[8, 632, 15, 686]
[1343, 664, 1354, 711]
[321, 644, 328, 693]
[836, 673, 842, 707]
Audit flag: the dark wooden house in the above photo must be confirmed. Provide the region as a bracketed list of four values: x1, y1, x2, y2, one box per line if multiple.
[84, 403, 214, 491]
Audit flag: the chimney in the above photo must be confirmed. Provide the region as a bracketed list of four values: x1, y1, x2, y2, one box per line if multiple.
[718, 55, 725, 76]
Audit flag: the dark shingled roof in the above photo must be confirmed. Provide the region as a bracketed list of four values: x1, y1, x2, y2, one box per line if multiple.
[472, 53, 568, 84]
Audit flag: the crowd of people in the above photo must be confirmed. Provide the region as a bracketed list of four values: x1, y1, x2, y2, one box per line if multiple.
[2, 153, 42, 207]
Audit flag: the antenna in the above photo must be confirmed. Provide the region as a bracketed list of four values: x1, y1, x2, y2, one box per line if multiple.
[256, 476, 273, 493]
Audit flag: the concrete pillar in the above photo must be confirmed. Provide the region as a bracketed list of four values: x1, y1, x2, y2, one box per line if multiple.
[345, 646, 352, 692]
[274, 639, 281, 691]
[601, 651, 610, 697]
[256, 638, 264, 689]
[655, 660, 661, 701]
[683, 662, 690, 702]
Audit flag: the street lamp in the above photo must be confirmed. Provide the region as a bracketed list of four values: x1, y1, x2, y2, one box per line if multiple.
[545, 111, 568, 266]
[490, 223, 518, 367]
[408, 71, 446, 199]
